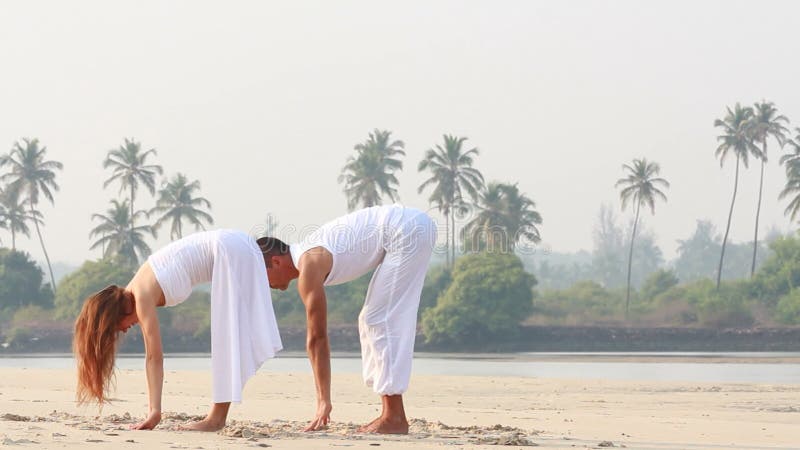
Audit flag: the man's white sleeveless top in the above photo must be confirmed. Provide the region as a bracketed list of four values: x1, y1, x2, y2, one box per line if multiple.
[290, 204, 413, 286]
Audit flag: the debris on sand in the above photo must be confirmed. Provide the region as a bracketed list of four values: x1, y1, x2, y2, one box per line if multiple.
[37, 410, 540, 447]
[1, 414, 30, 422]
[1, 437, 40, 445]
[103, 412, 133, 423]
[472, 433, 538, 446]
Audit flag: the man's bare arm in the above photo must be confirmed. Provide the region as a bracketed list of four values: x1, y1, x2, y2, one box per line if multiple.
[297, 251, 333, 431]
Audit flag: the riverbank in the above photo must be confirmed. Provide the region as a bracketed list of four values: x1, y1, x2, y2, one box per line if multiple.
[3, 325, 800, 353]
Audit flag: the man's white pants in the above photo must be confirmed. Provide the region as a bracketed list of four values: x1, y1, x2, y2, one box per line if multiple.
[358, 211, 436, 395]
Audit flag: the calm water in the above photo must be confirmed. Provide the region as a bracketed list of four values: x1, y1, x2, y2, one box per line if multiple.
[2, 352, 799, 384]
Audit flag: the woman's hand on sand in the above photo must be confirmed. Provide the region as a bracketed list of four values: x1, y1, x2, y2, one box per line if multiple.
[131, 410, 162, 430]
[304, 400, 332, 431]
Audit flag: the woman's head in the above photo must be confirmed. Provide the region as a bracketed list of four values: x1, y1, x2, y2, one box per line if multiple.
[73, 284, 134, 404]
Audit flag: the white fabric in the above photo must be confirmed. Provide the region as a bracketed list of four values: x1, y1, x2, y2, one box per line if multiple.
[291, 205, 436, 395]
[147, 229, 282, 403]
[290, 204, 404, 286]
[147, 231, 215, 307]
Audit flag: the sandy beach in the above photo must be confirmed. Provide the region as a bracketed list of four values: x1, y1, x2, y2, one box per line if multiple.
[1, 366, 798, 450]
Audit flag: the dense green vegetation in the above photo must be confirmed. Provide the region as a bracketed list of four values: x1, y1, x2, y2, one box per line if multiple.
[422, 252, 535, 345]
[531, 235, 800, 328]
[1, 232, 800, 348]
[0, 249, 53, 310]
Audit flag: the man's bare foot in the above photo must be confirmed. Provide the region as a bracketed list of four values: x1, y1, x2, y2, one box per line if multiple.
[178, 417, 226, 432]
[357, 416, 379, 432]
[179, 402, 230, 432]
[357, 416, 409, 434]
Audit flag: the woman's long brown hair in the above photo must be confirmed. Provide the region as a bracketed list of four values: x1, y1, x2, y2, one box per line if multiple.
[73, 285, 129, 405]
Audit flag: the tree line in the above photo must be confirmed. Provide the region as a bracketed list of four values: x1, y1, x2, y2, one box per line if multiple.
[3, 98, 800, 348]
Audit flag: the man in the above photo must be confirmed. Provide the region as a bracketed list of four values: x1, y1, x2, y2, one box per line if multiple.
[259, 204, 436, 434]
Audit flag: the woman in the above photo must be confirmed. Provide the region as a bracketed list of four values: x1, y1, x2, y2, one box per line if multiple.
[73, 229, 282, 431]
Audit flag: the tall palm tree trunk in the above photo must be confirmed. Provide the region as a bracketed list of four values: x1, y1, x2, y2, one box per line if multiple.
[624, 202, 641, 320]
[444, 210, 450, 268]
[751, 145, 767, 277]
[451, 210, 456, 266]
[717, 156, 740, 289]
[130, 185, 135, 230]
[30, 199, 56, 293]
[11, 229, 16, 251]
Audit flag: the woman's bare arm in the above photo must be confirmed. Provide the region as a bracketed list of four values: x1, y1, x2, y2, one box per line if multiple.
[128, 263, 165, 430]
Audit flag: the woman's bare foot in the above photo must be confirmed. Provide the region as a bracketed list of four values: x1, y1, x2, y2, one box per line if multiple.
[357, 416, 409, 434]
[179, 416, 226, 432]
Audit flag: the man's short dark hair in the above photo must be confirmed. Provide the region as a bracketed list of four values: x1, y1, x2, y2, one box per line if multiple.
[256, 236, 290, 267]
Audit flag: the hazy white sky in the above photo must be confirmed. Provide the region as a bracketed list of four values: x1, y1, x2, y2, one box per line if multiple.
[1, 0, 798, 265]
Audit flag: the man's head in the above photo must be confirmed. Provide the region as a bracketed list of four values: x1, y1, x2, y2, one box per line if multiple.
[257, 236, 297, 290]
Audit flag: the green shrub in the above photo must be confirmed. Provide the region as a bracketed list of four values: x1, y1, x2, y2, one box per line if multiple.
[422, 252, 535, 345]
[419, 265, 452, 312]
[0, 248, 53, 311]
[640, 269, 679, 303]
[533, 280, 624, 324]
[775, 289, 800, 325]
[695, 281, 754, 328]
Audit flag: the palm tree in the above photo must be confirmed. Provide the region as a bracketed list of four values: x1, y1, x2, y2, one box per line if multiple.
[462, 183, 504, 252]
[779, 128, 800, 221]
[0, 187, 41, 250]
[103, 138, 163, 229]
[150, 173, 213, 240]
[461, 182, 541, 252]
[713, 103, 760, 289]
[90, 199, 154, 265]
[338, 129, 405, 211]
[748, 101, 789, 276]
[0, 201, 5, 247]
[0, 138, 62, 292]
[502, 183, 543, 247]
[779, 172, 800, 222]
[615, 158, 669, 319]
[418, 135, 484, 267]
[780, 128, 800, 169]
